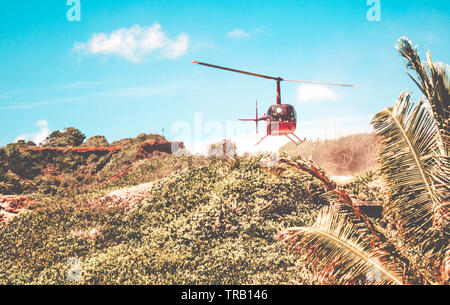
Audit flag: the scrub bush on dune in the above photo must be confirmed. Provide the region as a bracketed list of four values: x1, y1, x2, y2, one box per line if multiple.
[0, 156, 329, 284]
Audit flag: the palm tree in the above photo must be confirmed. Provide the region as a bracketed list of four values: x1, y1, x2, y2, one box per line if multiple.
[277, 38, 449, 285]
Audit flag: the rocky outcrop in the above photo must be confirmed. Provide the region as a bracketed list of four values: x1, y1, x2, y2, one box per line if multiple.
[136, 141, 184, 160]
[0, 138, 184, 194]
[94, 182, 153, 210]
[25, 146, 121, 155]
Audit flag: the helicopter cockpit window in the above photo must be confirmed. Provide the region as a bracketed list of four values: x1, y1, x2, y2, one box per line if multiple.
[269, 105, 296, 122]
[285, 105, 297, 122]
[269, 105, 285, 120]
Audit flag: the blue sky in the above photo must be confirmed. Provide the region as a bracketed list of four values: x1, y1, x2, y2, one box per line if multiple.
[0, 0, 449, 152]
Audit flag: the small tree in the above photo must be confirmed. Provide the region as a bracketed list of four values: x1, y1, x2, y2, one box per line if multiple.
[4, 143, 41, 179]
[207, 139, 237, 158]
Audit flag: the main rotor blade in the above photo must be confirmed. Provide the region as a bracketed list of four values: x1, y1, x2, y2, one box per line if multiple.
[283, 79, 357, 87]
[193, 61, 282, 81]
[193, 61, 357, 87]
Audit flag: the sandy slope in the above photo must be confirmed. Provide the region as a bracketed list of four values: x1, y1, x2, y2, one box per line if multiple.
[96, 182, 154, 210]
[332, 176, 354, 185]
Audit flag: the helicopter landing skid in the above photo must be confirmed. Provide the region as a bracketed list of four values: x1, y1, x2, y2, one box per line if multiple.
[255, 134, 269, 146]
[255, 133, 305, 146]
[286, 133, 306, 146]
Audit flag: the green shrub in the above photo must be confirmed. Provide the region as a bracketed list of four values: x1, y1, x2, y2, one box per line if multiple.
[82, 136, 109, 147]
[0, 171, 22, 194]
[0, 156, 329, 284]
[43, 127, 86, 147]
[4, 144, 41, 179]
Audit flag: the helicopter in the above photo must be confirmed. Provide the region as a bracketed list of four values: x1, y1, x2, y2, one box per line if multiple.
[193, 61, 356, 146]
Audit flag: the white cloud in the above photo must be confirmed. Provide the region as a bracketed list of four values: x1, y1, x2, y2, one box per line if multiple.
[73, 24, 189, 62]
[232, 132, 289, 155]
[297, 84, 340, 103]
[184, 133, 289, 156]
[15, 120, 50, 145]
[226, 29, 251, 39]
[180, 122, 289, 156]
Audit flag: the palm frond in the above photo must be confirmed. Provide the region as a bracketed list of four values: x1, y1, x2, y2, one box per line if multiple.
[277, 158, 428, 284]
[427, 54, 450, 137]
[396, 37, 430, 97]
[280, 207, 403, 285]
[393, 37, 449, 283]
[371, 92, 449, 254]
[396, 37, 450, 154]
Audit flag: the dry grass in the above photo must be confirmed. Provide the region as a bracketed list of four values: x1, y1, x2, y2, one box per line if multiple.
[279, 133, 379, 176]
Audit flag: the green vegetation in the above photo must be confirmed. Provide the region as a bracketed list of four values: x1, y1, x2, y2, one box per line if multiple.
[43, 127, 86, 147]
[0, 156, 330, 284]
[82, 135, 110, 147]
[0, 132, 169, 195]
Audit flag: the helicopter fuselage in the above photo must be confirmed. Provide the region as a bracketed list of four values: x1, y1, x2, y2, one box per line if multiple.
[265, 104, 297, 136]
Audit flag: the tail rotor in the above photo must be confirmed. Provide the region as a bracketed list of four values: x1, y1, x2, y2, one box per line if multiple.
[239, 100, 263, 137]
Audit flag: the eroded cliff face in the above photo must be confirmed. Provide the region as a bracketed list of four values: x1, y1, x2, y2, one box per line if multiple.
[0, 195, 30, 222]
[0, 138, 184, 196]
[0, 139, 184, 222]
[136, 141, 184, 160]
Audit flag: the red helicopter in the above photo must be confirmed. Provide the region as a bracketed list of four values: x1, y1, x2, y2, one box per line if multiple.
[193, 61, 356, 146]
